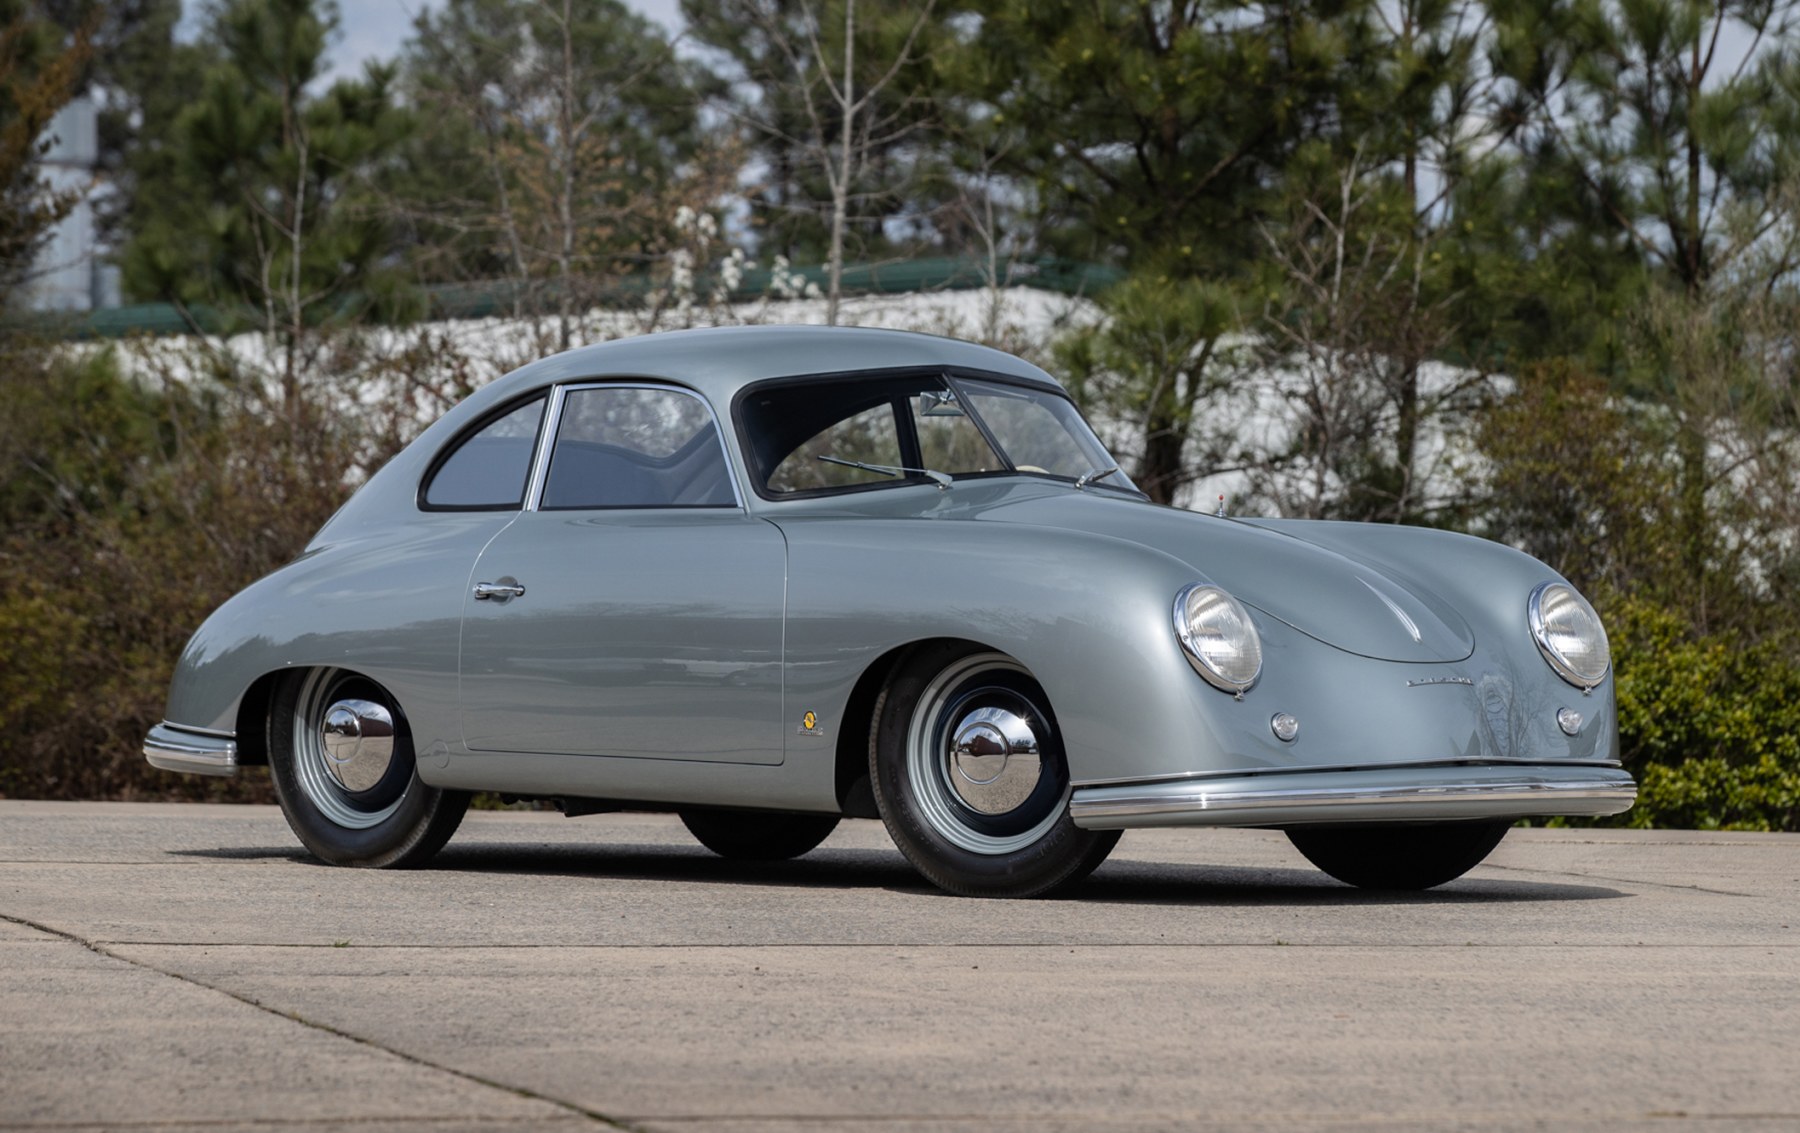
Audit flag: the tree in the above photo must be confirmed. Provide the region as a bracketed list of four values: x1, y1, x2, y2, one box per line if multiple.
[27, 1, 202, 253]
[400, 0, 715, 352]
[956, 0, 1372, 496]
[684, 0, 943, 323]
[119, 0, 413, 411]
[1491, 0, 1800, 297]
[958, 0, 1365, 274]
[1248, 145, 1495, 522]
[1487, 0, 1800, 582]
[1055, 276, 1242, 504]
[0, 1, 90, 304]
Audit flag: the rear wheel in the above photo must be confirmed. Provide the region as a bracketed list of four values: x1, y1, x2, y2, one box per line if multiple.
[870, 644, 1119, 898]
[679, 809, 840, 860]
[268, 668, 469, 868]
[1286, 821, 1510, 890]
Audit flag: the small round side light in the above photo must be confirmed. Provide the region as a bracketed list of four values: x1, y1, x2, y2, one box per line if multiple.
[1271, 712, 1300, 742]
[1556, 707, 1583, 736]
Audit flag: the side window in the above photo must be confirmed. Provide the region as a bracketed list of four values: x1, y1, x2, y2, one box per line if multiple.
[768, 403, 903, 492]
[540, 386, 736, 509]
[422, 395, 546, 510]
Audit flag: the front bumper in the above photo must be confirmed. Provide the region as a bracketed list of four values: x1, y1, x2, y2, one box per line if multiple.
[1069, 762, 1636, 830]
[144, 722, 238, 778]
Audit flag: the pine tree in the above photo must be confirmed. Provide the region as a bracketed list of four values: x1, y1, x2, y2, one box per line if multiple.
[119, 0, 413, 406]
[0, 0, 90, 304]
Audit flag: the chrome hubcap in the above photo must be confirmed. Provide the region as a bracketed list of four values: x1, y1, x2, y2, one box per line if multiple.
[319, 699, 396, 793]
[905, 652, 1068, 856]
[948, 707, 1041, 815]
[292, 669, 407, 830]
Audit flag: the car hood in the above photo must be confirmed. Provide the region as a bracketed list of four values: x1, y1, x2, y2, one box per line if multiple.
[981, 491, 1475, 663]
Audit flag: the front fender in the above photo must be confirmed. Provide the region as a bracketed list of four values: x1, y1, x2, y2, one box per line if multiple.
[779, 517, 1245, 784]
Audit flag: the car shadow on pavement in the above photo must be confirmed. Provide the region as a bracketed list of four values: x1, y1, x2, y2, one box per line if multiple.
[1074, 858, 1626, 906]
[167, 841, 1624, 905]
[171, 846, 312, 861]
[426, 842, 932, 889]
[168, 843, 1623, 903]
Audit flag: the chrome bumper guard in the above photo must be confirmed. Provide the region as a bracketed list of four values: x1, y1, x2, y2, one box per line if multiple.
[144, 722, 239, 778]
[1070, 763, 1637, 830]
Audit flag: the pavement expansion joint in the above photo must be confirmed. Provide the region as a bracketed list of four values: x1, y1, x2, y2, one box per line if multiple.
[610, 1112, 1800, 1127]
[0, 858, 259, 866]
[0, 911, 648, 1132]
[0, 1118, 588, 1130]
[82, 938, 1800, 950]
[1479, 862, 1760, 897]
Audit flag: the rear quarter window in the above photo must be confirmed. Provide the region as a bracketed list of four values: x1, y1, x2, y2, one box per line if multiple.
[421, 395, 547, 510]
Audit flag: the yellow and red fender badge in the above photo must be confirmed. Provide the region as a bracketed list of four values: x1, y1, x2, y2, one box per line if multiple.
[797, 710, 825, 737]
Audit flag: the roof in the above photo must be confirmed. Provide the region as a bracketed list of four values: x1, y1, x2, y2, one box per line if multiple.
[475, 324, 1063, 411]
[320, 324, 1069, 539]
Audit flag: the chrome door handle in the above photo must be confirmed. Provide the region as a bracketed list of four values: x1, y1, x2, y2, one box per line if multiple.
[472, 581, 526, 601]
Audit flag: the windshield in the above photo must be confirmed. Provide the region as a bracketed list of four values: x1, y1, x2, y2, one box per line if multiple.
[950, 378, 1131, 489]
[738, 371, 1138, 497]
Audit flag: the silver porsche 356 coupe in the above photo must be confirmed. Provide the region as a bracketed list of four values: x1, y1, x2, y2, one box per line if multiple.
[146, 325, 1635, 896]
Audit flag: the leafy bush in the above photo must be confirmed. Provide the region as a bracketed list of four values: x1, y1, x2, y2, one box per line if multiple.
[0, 343, 356, 800]
[1604, 596, 1800, 831]
[1475, 362, 1800, 832]
[1627, 757, 1800, 832]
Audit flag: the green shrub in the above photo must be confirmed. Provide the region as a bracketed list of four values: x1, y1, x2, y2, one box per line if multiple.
[1603, 595, 1800, 831]
[1627, 757, 1800, 832]
[0, 343, 354, 801]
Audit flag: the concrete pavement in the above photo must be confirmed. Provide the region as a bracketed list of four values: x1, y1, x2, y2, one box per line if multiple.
[1, 800, 1796, 1131]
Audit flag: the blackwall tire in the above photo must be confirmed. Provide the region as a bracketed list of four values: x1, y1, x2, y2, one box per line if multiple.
[268, 668, 469, 868]
[1286, 821, 1511, 890]
[679, 809, 841, 860]
[870, 643, 1119, 898]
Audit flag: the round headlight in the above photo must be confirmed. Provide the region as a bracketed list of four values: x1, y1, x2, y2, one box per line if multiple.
[1528, 582, 1610, 689]
[1174, 584, 1263, 694]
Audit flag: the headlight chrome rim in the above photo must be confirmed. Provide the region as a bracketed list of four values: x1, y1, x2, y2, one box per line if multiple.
[1528, 581, 1611, 690]
[1173, 583, 1263, 695]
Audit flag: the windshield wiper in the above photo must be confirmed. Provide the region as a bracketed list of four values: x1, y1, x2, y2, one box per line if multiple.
[818, 455, 953, 490]
[1074, 465, 1120, 491]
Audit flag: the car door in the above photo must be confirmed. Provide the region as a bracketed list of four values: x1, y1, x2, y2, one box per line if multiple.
[458, 382, 787, 764]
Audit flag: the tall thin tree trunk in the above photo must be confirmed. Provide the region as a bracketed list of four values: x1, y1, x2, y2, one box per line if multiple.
[1686, 36, 1703, 293]
[556, 0, 577, 352]
[1393, 360, 1420, 521]
[826, 0, 856, 326]
[281, 78, 305, 420]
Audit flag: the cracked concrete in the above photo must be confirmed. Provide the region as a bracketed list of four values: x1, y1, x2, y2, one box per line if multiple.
[1, 801, 1796, 1132]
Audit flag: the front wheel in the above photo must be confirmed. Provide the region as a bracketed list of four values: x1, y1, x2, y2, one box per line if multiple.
[870, 644, 1119, 898]
[268, 668, 469, 868]
[679, 809, 840, 860]
[1286, 821, 1510, 890]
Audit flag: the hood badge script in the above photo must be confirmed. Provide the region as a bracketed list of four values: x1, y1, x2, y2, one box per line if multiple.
[1407, 676, 1474, 687]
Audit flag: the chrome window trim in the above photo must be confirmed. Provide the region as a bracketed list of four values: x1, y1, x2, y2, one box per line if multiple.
[521, 385, 566, 512]
[524, 380, 745, 513]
